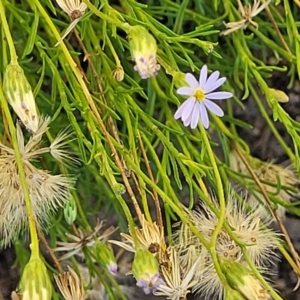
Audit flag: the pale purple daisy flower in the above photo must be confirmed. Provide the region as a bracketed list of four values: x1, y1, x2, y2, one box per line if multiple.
[174, 65, 233, 129]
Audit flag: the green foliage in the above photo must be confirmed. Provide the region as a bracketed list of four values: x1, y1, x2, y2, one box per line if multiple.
[1, 0, 300, 299]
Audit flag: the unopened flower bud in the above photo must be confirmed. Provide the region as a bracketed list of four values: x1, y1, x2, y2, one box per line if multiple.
[11, 291, 20, 300]
[269, 88, 289, 103]
[127, 25, 160, 79]
[19, 255, 52, 300]
[220, 258, 271, 300]
[172, 71, 188, 89]
[95, 241, 118, 275]
[132, 248, 164, 294]
[225, 286, 246, 300]
[3, 62, 39, 133]
[63, 197, 77, 225]
[112, 66, 125, 82]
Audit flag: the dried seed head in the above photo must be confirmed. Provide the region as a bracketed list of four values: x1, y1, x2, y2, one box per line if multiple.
[172, 195, 279, 299]
[229, 150, 300, 220]
[55, 266, 85, 300]
[0, 159, 74, 245]
[3, 62, 39, 133]
[49, 128, 79, 165]
[155, 247, 202, 300]
[0, 120, 75, 245]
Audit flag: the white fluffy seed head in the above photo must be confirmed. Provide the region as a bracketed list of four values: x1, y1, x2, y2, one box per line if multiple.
[0, 119, 75, 245]
[172, 194, 280, 299]
[229, 150, 300, 220]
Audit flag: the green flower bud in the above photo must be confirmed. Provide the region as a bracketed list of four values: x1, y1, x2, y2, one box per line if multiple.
[172, 71, 188, 89]
[3, 62, 39, 133]
[19, 255, 52, 300]
[220, 259, 271, 300]
[95, 241, 117, 275]
[63, 197, 77, 225]
[225, 286, 246, 300]
[127, 25, 160, 79]
[132, 248, 163, 294]
[112, 66, 125, 82]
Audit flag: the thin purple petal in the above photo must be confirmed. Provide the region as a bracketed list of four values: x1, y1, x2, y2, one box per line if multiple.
[199, 65, 208, 88]
[181, 99, 196, 122]
[183, 114, 192, 127]
[190, 102, 201, 129]
[206, 91, 233, 100]
[174, 99, 191, 119]
[186, 73, 198, 88]
[204, 99, 224, 117]
[204, 77, 226, 94]
[174, 98, 195, 122]
[199, 102, 209, 129]
[136, 280, 152, 294]
[177, 87, 195, 96]
[203, 70, 220, 91]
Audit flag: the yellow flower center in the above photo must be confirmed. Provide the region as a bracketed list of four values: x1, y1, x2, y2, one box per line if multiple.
[194, 89, 205, 101]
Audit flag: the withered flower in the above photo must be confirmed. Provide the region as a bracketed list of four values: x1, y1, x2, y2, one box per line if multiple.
[155, 247, 202, 300]
[55, 266, 85, 300]
[53, 221, 115, 260]
[109, 215, 168, 265]
[221, 0, 271, 35]
[55, 0, 87, 45]
[229, 150, 300, 220]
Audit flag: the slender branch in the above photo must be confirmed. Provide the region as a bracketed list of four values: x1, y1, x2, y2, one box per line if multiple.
[0, 1, 18, 62]
[233, 142, 300, 277]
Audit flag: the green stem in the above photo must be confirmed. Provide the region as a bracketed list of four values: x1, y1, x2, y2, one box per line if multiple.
[249, 83, 295, 162]
[123, 151, 210, 249]
[106, 173, 138, 245]
[0, 84, 39, 257]
[242, 249, 283, 300]
[32, 0, 139, 235]
[199, 124, 227, 287]
[83, 0, 128, 30]
[105, 35, 123, 68]
[0, 0, 18, 63]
